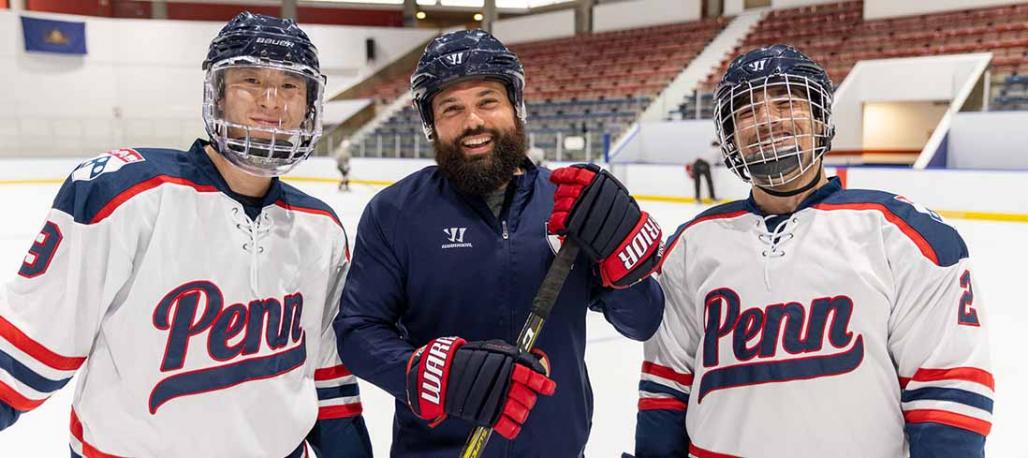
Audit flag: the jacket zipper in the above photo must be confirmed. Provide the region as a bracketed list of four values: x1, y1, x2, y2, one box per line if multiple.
[501, 220, 509, 240]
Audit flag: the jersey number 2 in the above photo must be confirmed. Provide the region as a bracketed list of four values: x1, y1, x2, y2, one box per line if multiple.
[19, 221, 62, 279]
[957, 270, 980, 327]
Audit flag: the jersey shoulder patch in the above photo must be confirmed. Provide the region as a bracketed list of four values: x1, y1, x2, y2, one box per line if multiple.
[70, 148, 147, 182]
[816, 188, 968, 267]
[54, 147, 212, 224]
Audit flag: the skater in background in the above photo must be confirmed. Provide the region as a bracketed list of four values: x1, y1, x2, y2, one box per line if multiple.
[527, 146, 546, 168]
[686, 139, 719, 203]
[336, 147, 352, 191]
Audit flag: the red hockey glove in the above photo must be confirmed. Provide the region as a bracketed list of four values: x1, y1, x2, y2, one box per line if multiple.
[405, 337, 556, 440]
[548, 164, 663, 288]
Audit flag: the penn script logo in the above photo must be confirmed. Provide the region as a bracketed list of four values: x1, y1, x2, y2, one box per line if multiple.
[149, 281, 307, 413]
[698, 288, 864, 402]
[442, 227, 472, 249]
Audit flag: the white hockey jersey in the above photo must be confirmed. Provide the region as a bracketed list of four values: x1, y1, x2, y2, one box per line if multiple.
[0, 141, 363, 457]
[638, 178, 992, 457]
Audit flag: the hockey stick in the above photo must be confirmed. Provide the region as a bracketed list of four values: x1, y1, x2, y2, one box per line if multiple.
[459, 240, 581, 458]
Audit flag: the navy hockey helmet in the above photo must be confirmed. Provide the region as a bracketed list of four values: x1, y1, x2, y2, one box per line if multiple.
[202, 11, 321, 74]
[201, 12, 327, 177]
[713, 44, 835, 187]
[410, 29, 526, 141]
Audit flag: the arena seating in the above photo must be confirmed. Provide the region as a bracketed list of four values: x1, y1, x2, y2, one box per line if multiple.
[359, 18, 726, 159]
[672, 1, 1028, 119]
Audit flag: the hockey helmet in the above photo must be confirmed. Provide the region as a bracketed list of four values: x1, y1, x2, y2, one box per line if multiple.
[713, 44, 835, 187]
[202, 11, 326, 177]
[410, 29, 526, 141]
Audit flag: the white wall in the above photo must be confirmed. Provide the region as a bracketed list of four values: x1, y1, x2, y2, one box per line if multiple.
[610, 120, 717, 164]
[0, 11, 436, 157]
[724, 0, 746, 15]
[492, 9, 575, 45]
[725, 0, 834, 16]
[772, 0, 839, 8]
[843, 167, 1028, 215]
[862, 101, 948, 150]
[593, 0, 701, 33]
[948, 112, 1028, 170]
[865, 0, 1028, 20]
[832, 53, 990, 151]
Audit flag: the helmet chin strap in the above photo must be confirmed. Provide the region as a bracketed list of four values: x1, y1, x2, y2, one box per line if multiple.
[756, 162, 823, 198]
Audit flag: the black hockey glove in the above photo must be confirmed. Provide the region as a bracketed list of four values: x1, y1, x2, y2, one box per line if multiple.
[405, 338, 556, 440]
[548, 163, 664, 288]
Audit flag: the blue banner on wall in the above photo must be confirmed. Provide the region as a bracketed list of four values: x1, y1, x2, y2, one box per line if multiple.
[21, 16, 87, 55]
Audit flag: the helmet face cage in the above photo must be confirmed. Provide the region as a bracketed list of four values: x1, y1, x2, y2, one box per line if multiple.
[202, 56, 325, 177]
[410, 30, 527, 141]
[714, 73, 834, 188]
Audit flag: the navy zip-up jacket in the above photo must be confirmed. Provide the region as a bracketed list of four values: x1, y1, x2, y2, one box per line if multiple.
[335, 162, 664, 457]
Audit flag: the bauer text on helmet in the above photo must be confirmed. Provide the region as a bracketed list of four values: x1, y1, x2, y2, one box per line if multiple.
[202, 12, 327, 177]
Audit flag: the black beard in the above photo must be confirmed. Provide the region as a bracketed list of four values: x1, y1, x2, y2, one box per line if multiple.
[434, 121, 526, 196]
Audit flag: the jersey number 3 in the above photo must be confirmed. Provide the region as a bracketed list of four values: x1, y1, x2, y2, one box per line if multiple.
[957, 270, 980, 327]
[19, 221, 63, 279]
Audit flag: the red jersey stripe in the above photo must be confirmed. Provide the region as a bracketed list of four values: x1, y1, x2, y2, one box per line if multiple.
[642, 361, 694, 386]
[0, 315, 85, 371]
[318, 403, 363, 419]
[314, 364, 353, 381]
[71, 409, 127, 458]
[92, 175, 219, 223]
[274, 201, 343, 229]
[0, 380, 45, 411]
[912, 367, 995, 390]
[812, 202, 939, 265]
[689, 442, 743, 458]
[638, 397, 686, 411]
[904, 409, 992, 436]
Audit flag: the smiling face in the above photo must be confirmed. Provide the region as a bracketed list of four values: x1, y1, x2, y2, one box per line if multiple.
[725, 79, 828, 188]
[431, 79, 518, 158]
[221, 66, 309, 140]
[429, 78, 526, 196]
[733, 84, 815, 166]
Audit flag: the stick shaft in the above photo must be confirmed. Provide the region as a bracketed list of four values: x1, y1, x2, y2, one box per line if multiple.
[459, 242, 580, 458]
